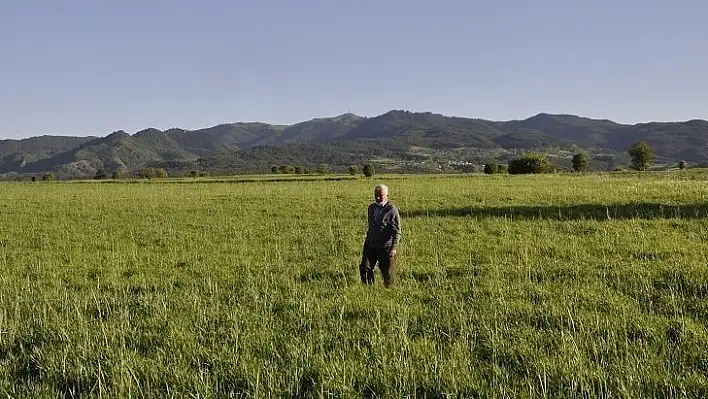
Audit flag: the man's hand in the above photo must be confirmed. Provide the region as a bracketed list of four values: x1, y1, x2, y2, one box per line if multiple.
[389, 249, 397, 256]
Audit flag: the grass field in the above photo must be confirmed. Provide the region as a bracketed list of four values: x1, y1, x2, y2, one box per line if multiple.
[1, 172, 708, 398]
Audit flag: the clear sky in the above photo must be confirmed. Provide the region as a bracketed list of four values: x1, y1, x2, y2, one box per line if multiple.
[1, 0, 707, 139]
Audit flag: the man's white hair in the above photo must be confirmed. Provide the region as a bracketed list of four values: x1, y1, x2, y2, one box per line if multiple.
[374, 184, 388, 193]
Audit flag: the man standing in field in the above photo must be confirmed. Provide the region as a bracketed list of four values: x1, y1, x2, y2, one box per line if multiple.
[360, 184, 402, 287]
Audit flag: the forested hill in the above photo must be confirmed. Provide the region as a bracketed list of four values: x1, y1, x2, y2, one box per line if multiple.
[2, 110, 707, 178]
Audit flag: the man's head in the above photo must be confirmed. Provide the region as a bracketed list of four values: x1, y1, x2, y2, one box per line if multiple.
[374, 184, 388, 205]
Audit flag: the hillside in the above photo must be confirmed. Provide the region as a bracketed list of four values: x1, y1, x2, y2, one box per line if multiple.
[0, 136, 97, 173]
[1, 110, 708, 178]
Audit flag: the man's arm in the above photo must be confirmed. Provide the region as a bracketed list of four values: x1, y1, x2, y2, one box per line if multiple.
[390, 206, 402, 252]
[363, 205, 372, 247]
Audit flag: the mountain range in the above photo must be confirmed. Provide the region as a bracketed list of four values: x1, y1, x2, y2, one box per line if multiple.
[2, 110, 708, 178]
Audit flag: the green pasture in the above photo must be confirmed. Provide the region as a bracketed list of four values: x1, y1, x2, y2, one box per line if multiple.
[1, 172, 707, 398]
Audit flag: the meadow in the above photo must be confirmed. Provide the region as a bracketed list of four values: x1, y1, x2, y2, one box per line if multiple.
[1, 172, 708, 398]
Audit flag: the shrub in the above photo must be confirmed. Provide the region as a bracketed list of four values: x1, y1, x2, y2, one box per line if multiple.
[315, 164, 331, 175]
[362, 164, 374, 177]
[278, 165, 295, 174]
[140, 168, 168, 179]
[483, 163, 507, 174]
[508, 153, 557, 175]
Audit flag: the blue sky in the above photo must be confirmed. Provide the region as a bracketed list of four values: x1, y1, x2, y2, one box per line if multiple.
[1, 0, 707, 138]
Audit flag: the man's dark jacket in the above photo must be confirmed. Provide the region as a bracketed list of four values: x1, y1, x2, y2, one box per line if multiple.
[364, 202, 402, 251]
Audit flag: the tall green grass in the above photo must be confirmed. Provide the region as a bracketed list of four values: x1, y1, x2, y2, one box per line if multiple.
[1, 172, 707, 398]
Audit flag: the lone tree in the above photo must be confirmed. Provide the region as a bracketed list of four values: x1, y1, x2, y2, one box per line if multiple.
[348, 165, 359, 176]
[627, 141, 654, 171]
[362, 164, 374, 177]
[678, 160, 687, 170]
[571, 152, 589, 172]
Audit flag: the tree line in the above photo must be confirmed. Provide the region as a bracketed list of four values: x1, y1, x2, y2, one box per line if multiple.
[269, 164, 375, 177]
[484, 140, 681, 174]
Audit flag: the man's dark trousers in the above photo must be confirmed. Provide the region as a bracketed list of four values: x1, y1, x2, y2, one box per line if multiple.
[360, 246, 396, 287]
